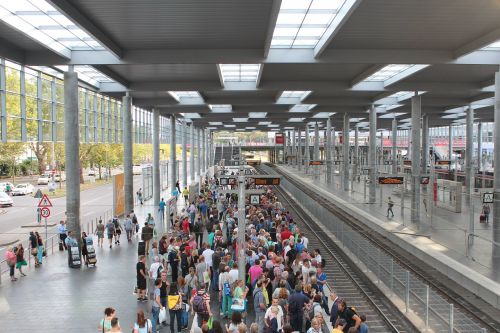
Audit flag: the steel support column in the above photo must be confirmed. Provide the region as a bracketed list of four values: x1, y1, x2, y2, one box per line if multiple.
[465, 106, 474, 204]
[343, 113, 350, 191]
[170, 116, 177, 195]
[182, 121, 188, 188]
[392, 118, 398, 174]
[326, 118, 332, 184]
[448, 125, 453, 160]
[292, 128, 296, 166]
[354, 125, 359, 178]
[190, 123, 195, 182]
[297, 129, 302, 171]
[314, 123, 320, 160]
[153, 109, 160, 207]
[477, 122, 482, 176]
[122, 93, 134, 214]
[305, 126, 310, 173]
[197, 128, 201, 178]
[493, 70, 500, 257]
[411, 95, 422, 224]
[422, 115, 429, 174]
[64, 67, 81, 244]
[369, 106, 377, 203]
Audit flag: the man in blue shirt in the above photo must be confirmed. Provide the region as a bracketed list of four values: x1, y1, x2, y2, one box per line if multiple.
[316, 266, 330, 315]
[123, 214, 133, 242]
[57, 221, 68, 250]
[158, 198, 166, 222]
[199, 200, 208, 222]
[288, 284, 311, 332]
[253, 280, 267, 333]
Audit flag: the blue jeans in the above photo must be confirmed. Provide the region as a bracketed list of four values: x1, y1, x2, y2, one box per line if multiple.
[37, 245, 43, 264]
[212, 269, 219, 291]
[181, 310, 188, 328]
[151, 306, 160, 333]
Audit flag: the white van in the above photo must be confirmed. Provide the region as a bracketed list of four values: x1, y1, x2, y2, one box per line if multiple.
[133, 165, 143, 175]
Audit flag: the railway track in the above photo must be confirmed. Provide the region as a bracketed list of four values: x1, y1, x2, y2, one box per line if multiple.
[261, 163, 500, 333]
[256, 166, 419, 333]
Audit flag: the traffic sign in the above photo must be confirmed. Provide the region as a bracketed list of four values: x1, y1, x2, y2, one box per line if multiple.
[34, 189, 43, 199]
[38, 194, 53, 208]
[482, 192, 494, 204]
[40, 207, 51, 218]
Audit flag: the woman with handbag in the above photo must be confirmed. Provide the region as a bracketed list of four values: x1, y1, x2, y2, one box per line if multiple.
[167, 283, 183, 333]
[35, 232, 44, 265]
[4, 247, 17, 281]
[29, 231, 40, 267]
[15, 244, 27, 276]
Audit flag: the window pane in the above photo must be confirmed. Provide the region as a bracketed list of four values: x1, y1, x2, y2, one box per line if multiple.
[6, 93, 21, 116]
[42, 79, 52, 100]
[56, 104, 64, 122]
[42, 121, 52, 141]
[6, 67, 20, 93]
[57, 124, 64, 141]
[25, 74, 37, 96]
[26, 97, 37, 119]
[56, 84, 64, 103]
[42, 101, 51, 120]
[7, 117, 21, 140]
[26, 120, 38, 141]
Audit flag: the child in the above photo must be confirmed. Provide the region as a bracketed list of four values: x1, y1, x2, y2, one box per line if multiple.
[359, 314, 369, 333]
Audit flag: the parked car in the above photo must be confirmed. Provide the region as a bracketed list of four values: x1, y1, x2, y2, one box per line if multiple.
[12, 183, 35, 196]
[0, 182, 14, 192]
[88, 169, 96, 176]
[0, 192, 13, 206]
[54, 173, 66, 182]
[133, 165, 143, 175]
[37, 174, 51, 185]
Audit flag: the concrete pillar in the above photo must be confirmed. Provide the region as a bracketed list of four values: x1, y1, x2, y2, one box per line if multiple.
[305, 126, 310, 173]
[204, 129, 208, 171]
[64, 67, 81, 242]
[448, 125, 453, 160]
[153, 109, 160, 207]
[343, 113, 350, 191]
[465, 106, 474, 203]
[354, 125, 359, 178]
[411, 95, 422, 224]
[197, 128, 202, 177]
[369, 106, 377, 203]
[392, 118, 398, 174]
[170, 116, 177, 195]
[122, 93, 134, 214]
[190, 123, 195, 182]
[314, 123, 320, 160]
[422, 114, 429, 174]
[182, 121, 188, 188]
[292, 128, 296, 166]
[477, 122, 482, 174]
[326, 118, 332, 184]
[297, 129, 302, 171]
[493, 71, 500, 257]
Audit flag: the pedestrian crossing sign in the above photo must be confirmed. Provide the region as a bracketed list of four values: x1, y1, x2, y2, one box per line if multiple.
[482, 192, 493, 204]
[38, 194, 53, 207]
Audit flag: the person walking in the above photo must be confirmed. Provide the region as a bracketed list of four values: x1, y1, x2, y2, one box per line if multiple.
[183, 187, 189, 204]
[253, 280, 267, 333]
[15, 244, 27, 277]
[113, 216, 123, 245]
[387, 197, 394, 218]
[133, 310, 152, 333]
[96, 219, 105, 247]
[167, 283, 183, 333]
[141, 222, 154, 255]
[124, 214, 134, 242]
[136, 255, 148, 301]
[159, 198, 166, 222]
[98, 307, 116, 332]
[137, 188, 143, 205]
[483, 204, 491, 223]
[105, 219, 116, 249]
[176, 180, 181, 193]
[81, 232, 89, 265]
[29, 231, 40, 267]
[151, 278, 164, 333]
[5, 246, 17, 281]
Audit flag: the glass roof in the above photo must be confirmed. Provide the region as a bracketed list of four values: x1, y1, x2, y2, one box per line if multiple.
[218, 64, 261, 83]
[363, 65, 414, 82]
[271, 0, 349, 49]
[289, 104, 317, 112]
[280, 90, 312, 99]
[181, 113, 201, 119]
[233, 118, 248, 122]
[289, 118, 305, 122]
[385, 90, 426, 101]
[379, 112, 406, 119]
[249, 112, 267, 118]
[482, 40, 500, 50]
[312, 112, 335, 118]
[209, 104, 232, 113]
[30, 65, 114, 86]
[258, 121, 272, 125]
[168, 91, 204, 103]
[0, 0, 104, 56]
[209, 122, 223, 126]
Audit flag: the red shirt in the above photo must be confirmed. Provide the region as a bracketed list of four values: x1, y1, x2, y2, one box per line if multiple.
[182, 219, 190, 233]
[281, 230, 292, 242]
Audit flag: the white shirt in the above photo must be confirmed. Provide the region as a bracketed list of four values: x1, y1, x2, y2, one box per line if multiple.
[314, 254, 322, 265]
[228, 269, 239, 284]
[134, 319, 152, 333]
[264, 306, 284, 331]
[302, 265, 311, 284]
[202, 248, 214, 267]
[302, 236, 309, 249]
[149, 262, 163, 279]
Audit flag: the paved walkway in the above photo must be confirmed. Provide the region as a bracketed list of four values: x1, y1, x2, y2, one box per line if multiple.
[0, 172, 243, 332]
[281, 164, 500, 283]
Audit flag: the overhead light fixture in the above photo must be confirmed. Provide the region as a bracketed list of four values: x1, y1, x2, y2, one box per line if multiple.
[208, 122, 223, 126]
[224, 124, 236, 128]
[258, 121, 271, 125]
[289, 104, 317, 112]
[313, 112, 335, 118]
[288, 118, 305, 122]
[249, 112, 267, 118]
[209, 104, 232, 113]
[232, 118, 248, 122]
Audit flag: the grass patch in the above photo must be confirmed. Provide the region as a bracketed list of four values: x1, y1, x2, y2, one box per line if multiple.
[45, 179, 111, 198]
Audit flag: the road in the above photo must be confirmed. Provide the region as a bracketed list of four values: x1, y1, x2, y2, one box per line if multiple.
[0, 176, 142, 252]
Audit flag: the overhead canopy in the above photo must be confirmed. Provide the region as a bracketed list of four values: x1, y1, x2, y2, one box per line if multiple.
[1, 0, 499, 131]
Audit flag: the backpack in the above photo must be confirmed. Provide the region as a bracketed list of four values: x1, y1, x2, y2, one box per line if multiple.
[156, 264, 164, 278]
[112, 218, 119, 229]
[193, 220, 202, 233]
[168, 250, 177, 264]
[223, 281, 232, 296]
[296, 242, 304, 254]
[132, 215, 138, 224]
[192, 294, 207, 313]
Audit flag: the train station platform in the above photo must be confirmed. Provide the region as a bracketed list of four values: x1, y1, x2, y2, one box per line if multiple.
[276, 164, 500, 310]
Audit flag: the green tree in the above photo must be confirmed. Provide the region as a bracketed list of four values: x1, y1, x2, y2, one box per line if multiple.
[0, 142, 26, 180]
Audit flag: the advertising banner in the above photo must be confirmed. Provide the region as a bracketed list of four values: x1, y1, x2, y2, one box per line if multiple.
[113, 173, 125, 216]
[275, 133, 284, 145]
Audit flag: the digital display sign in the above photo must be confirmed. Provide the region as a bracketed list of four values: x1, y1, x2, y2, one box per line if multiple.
[378, 177, 404, 185]
[309, 160, 324, 166]
[254, 177, 281, 186]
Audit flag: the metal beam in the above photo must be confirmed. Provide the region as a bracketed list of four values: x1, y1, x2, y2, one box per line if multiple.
[263, 0, 282, 58]
[93, 65, 130, 87]
[314, 0, 364, 58]
[350, 65, 386, 87]
[0, 38, 25, 64]
[47, 0, 123, 58]
[454, 26, 500, 58]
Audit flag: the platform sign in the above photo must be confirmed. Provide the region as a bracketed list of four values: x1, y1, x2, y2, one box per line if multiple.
[38, 194, 53, 207]
[246, 160, 261, 166]
[220, 177, 236, 186]
[403, 160, 412, 166]
[483, 192, 494, 204]
[436, 160, 451, 166]
[254, 177, 281, 186]
[420, 176, 430, 185]
[362, 168, 370, 175]
[40, 207, 51, 218]
[275, 133, 284, 145]
[309, 160, 324, 166]
[250, 194, 260, 205]
[378, 176, 404, 185]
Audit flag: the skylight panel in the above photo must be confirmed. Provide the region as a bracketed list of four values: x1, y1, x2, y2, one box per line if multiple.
[289, 118, 305, 122]
[224, 124, 236, 128]
[182, 113, 201, 119]
[280, 91, 312, 99]
[233, 118, 248, 122]
[209, 122, 223, 126]
[358, 64, 429, 87]
[268, 124, 280, 128]
[379, 113, 406, 119]
[313, 112, 335, 118]
[53, 65, 113, 86]
[0, 0, 105, 56]
[245, 127, 257, 130]
[271, 0, 350, 49]
[219, 64, 261, 83]
[385, 91, 426, 102]
[481, 40, 500, 50]
[209, 104, 232, 113]
[258, 121, 272, 125]
[248, 112, 267, 118]
[168, 91, 204, 104]
[289, 104, 317, 112]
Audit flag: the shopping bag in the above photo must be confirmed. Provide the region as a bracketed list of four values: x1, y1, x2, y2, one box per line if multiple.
[159, 307, 167, 323]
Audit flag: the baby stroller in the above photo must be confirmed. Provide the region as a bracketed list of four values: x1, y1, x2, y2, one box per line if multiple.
[86, 236, 97, 266]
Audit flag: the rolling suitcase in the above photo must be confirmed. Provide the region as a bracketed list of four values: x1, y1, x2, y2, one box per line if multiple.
[138, 241, 146, 256]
